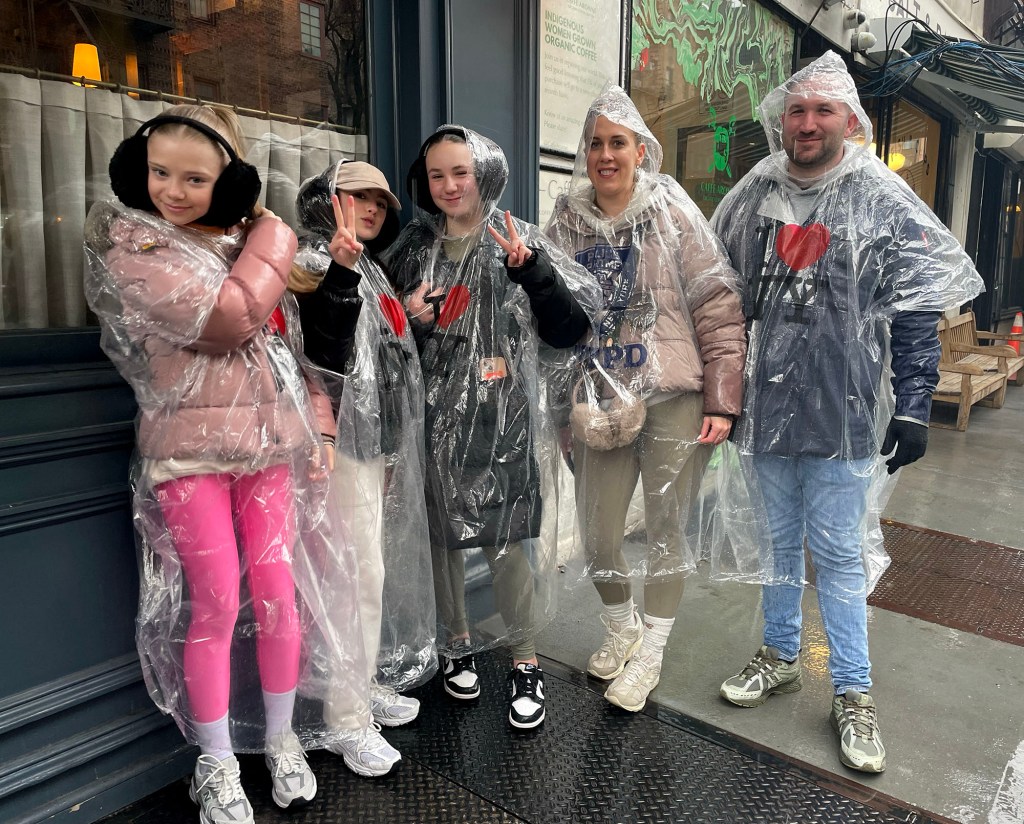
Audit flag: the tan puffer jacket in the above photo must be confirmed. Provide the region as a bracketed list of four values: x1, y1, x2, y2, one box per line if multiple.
[546, 187, 746, 418]
[102, 214, 335, 464]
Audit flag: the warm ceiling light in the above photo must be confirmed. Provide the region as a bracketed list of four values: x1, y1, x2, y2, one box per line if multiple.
[887, 151, 906, 172]
[869, 143, 907, 172]
[72, 43, 101, 87]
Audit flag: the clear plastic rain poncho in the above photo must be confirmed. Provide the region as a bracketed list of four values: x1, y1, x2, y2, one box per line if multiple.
[544, 84, 763, 592]
[292, 161, 437, 692]
[84, 201, 369, 750]
[711, 52, 984, 594]
[384, 125, 602, 656]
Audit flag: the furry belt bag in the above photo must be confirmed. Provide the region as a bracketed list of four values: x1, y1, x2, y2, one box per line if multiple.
[569, 372, 646, 451]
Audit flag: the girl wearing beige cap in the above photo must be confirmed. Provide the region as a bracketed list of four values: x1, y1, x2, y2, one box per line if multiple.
[290, 160, 435, 777]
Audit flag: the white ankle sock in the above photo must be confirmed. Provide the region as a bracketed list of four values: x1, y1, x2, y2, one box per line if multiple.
[263, 688, 297, 743]
[639, 614, 674, 660]
[194, 713, 233, 762]
[602, 598, 636, 626]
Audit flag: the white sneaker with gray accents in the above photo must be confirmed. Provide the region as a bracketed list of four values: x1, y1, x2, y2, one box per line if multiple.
[190, 754, 254, 824]
[831, 689, 887, 773]
[719, 645, 802, 707]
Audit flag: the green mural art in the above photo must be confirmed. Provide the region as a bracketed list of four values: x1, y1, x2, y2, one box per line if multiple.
[632, 0, 793, 121]
[707, 106, 738, 177]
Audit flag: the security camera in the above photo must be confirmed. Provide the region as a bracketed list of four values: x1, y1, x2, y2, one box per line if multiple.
[843, 9, 868, 27]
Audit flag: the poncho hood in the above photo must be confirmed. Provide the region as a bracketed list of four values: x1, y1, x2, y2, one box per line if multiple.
[558, 84, 666, 234]
[405, 124, 509, 234]
[755, 51, 872, 188]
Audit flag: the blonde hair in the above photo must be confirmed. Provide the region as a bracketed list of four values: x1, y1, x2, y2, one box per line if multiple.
[152, 103, 270, 220]
[153, 103, 247, 155]
[288, 265, 324, 294]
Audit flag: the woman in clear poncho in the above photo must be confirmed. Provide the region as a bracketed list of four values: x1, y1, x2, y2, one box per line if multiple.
[385, 125, 600, 730]
[287, 159, 435, 777]
[83, 104, 368, 822]
[545, 86, 748, 712]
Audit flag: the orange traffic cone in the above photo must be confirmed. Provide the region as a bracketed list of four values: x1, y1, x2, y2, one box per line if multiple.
[1010, 310, 1023, 380]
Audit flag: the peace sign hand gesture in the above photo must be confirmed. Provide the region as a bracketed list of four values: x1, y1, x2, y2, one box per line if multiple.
[328, 193, 364, 270]
[488, 210, 533, 268]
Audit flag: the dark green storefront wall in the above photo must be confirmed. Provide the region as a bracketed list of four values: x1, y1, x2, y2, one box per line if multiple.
[0, 329, 194, 823]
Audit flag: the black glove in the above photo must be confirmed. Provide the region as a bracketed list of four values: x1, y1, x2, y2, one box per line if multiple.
[880, 418, 928, 475]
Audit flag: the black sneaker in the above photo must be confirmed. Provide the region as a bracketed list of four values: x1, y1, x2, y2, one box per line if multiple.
[441, 649, 480, 700]
[508, 663, 545, 730]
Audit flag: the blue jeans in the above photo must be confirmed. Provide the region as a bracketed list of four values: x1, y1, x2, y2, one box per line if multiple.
[754, 454, 873, 695]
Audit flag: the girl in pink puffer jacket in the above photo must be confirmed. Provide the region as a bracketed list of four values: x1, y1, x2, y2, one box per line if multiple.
[84, 104, 361, 824]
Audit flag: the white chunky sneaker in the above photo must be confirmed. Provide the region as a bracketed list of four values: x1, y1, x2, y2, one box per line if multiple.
[370, 682, 421, 727]
[587, 609, 644, 681]
[719, 645, 802, 707]
[326, 721, 401, 777]
[189, 754, 254, 824]
[265, 731, 317, 808]
[831, 690, 887, 773]
[604, 649, 662, 712]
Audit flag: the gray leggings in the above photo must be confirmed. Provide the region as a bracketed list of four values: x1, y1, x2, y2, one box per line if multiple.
[574, 392, 711, 619]
[432, 542, 536, 661]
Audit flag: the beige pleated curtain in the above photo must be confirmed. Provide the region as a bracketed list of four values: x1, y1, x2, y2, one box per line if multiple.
[0, 73, 367, 330]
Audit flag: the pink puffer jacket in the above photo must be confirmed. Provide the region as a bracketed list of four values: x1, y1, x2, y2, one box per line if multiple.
[101, 212, 336, 465]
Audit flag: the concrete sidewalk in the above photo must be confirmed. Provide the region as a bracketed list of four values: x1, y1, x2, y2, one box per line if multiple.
[538, 385, 1024, 824]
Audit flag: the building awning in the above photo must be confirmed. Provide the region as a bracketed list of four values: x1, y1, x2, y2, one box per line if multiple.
[901, 28, 1024, 133]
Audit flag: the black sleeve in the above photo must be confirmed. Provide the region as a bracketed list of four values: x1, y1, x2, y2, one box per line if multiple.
[505, 247, 590, 349]
[889, 309, 942, 424]
[297, 261, 363, 373]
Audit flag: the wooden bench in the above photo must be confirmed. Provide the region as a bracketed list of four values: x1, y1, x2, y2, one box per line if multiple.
[941, 311, 1024, 386]
[931, 311, 1022, 431]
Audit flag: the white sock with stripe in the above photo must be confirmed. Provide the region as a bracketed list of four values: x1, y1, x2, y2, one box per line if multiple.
[638, 614, 675, 662]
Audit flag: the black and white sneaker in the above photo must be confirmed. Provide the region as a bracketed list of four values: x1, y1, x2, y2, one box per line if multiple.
[508, 663, 545, 730]
[442, 648, 480, 700]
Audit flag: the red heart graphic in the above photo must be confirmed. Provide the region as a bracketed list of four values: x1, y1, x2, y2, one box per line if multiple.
[266, 306, 286, 336]
[437, 284, 471, 329]
[776, 223, 831, 271]
[378, 294, 406, 338]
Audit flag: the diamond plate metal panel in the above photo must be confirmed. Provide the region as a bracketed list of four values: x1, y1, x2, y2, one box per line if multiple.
[95, 541, 996, 824]
[99, 750, 523, 824]
[386, 653, 938, 824]
[871, 521, 1024, 645]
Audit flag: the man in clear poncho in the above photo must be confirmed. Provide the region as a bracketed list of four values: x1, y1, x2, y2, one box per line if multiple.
[385, 125, 601, 729]
[711, 52, 983, 773]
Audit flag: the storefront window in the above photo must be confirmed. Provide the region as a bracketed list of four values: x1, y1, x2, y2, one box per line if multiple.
[0, 0, 368, 330]
[630, 0, 795, 219]
[870, 99, 941, 210]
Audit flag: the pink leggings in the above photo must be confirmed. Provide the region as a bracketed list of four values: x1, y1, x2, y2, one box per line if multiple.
[156, 466, 300, 724]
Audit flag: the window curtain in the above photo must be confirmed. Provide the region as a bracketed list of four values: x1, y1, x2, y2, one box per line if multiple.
[0, 73, 367, 330]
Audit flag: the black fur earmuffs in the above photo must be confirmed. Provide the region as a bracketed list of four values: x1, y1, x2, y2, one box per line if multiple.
[108, 114, 261, 228]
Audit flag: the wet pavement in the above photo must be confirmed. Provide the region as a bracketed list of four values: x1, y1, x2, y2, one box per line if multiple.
[539, 384, 1024, 823]
[100, 385, 1024, 823]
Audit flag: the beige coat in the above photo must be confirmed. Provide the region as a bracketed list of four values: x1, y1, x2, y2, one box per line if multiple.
[546, 191, 746, 418]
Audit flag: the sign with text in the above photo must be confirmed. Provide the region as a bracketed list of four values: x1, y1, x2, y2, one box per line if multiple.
[539, 0, 622, 154]
[538, 167, 572, 228]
